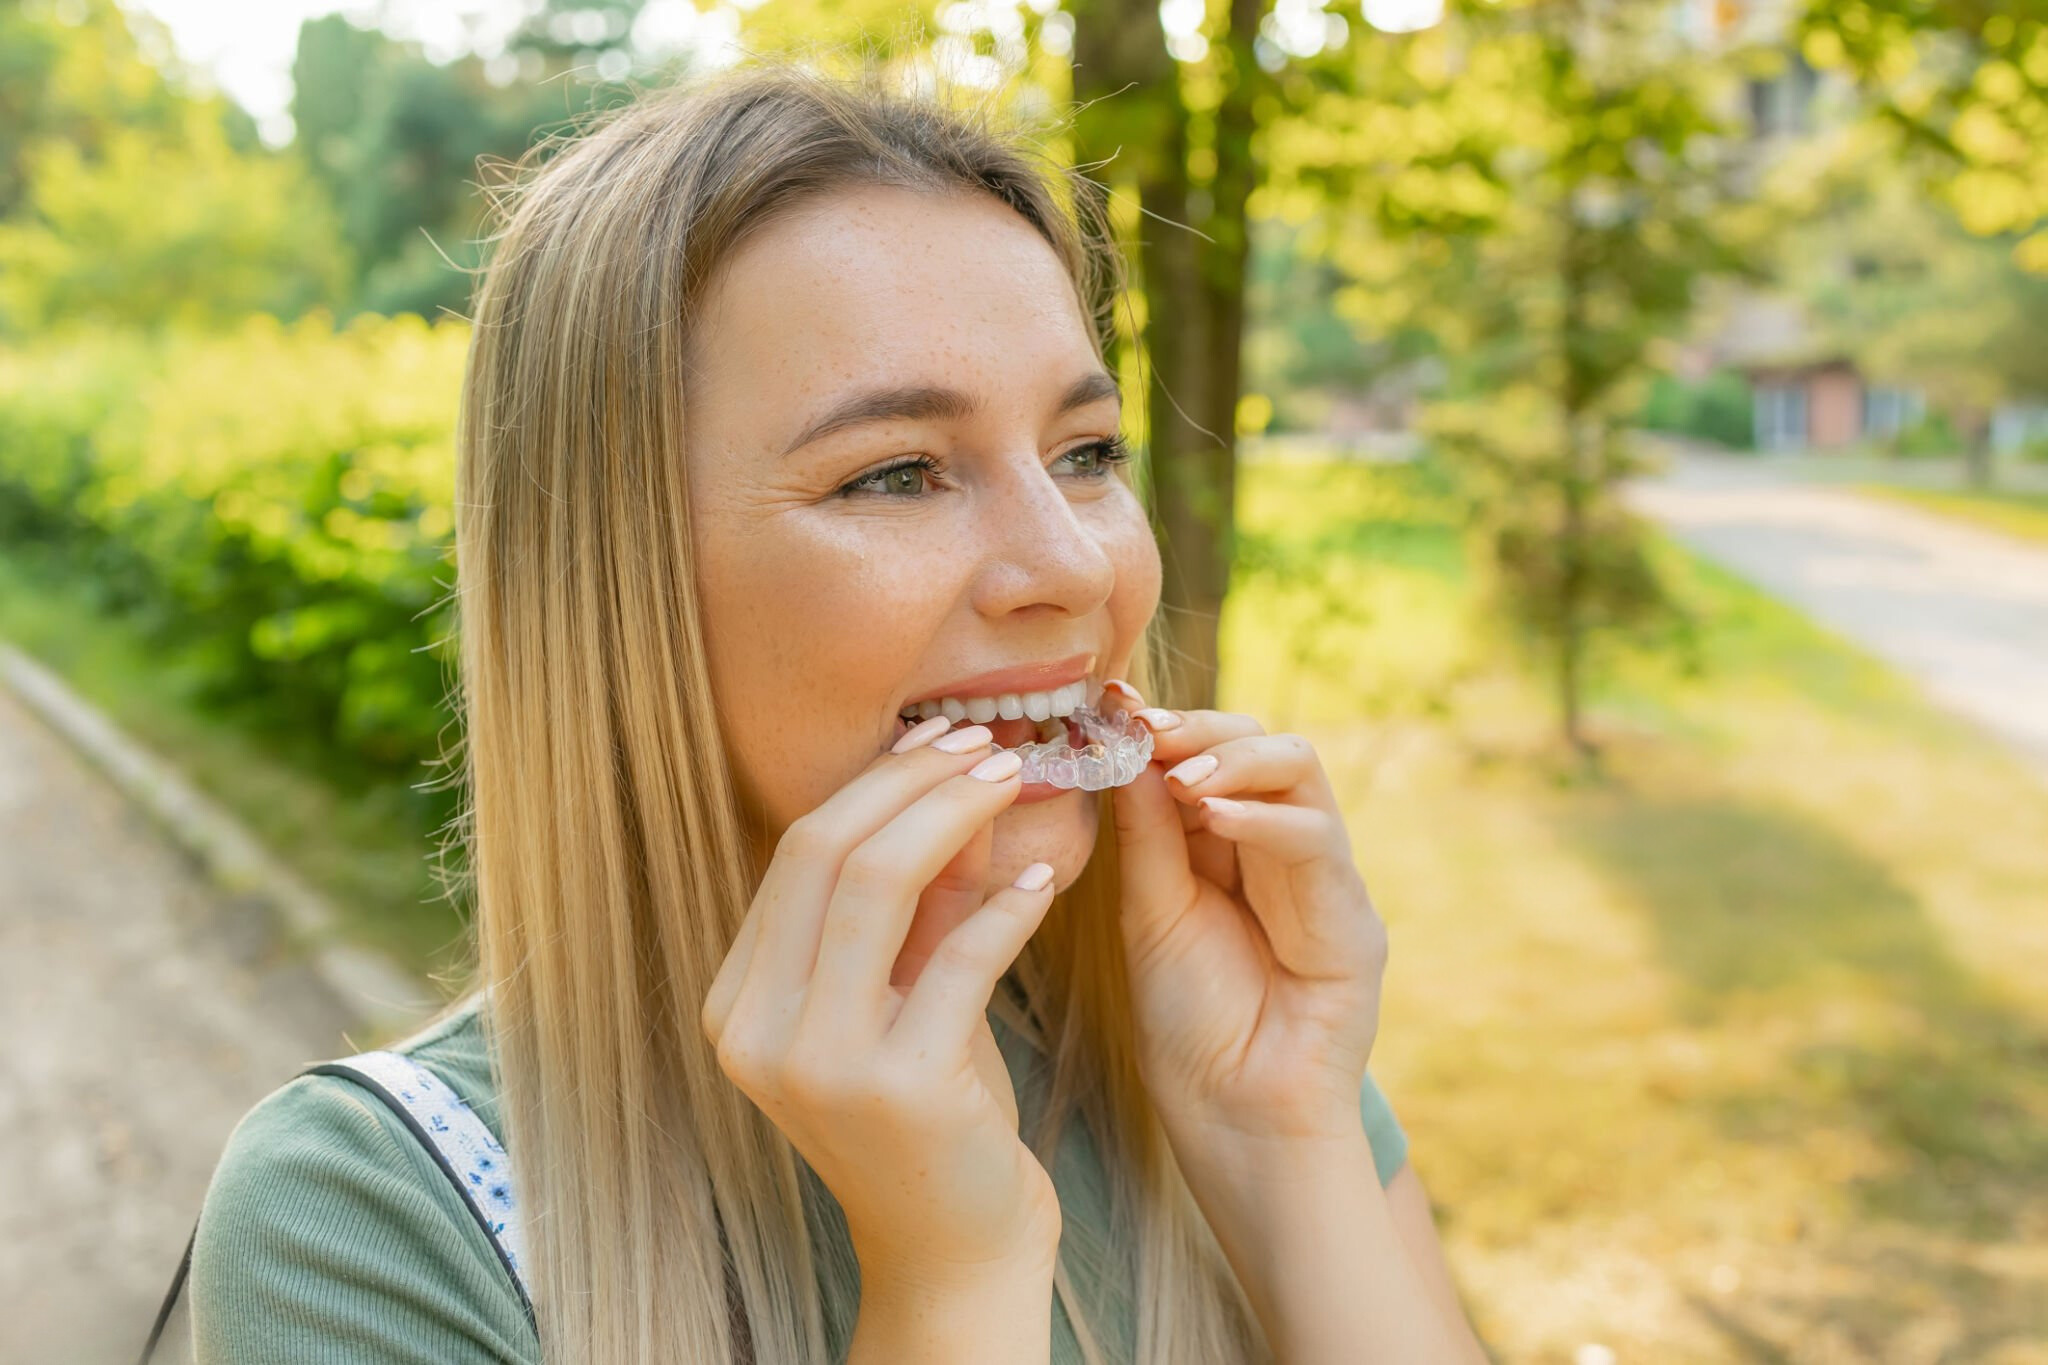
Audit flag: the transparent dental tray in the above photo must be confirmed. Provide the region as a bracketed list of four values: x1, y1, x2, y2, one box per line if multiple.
[1010, 702, 1153, 791]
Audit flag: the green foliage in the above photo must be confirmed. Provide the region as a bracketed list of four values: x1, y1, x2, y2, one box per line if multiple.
[1427, 387, 1692, 673]
[0, 312, 469, 789]
[1639, 370, 1756, 450]
[1273, 1, 1758, 752]
[0, 102, 350, 334]
[1887, 409, 1960, 458]
[0, 0, 348, 336]
[289, 15, 582, 322]
[1797, 0, 2048, 271]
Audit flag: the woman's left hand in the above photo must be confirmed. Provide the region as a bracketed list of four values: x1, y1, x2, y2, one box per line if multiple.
[1106, 685, 1389, 1152]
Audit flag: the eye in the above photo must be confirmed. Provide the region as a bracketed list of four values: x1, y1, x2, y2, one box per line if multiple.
[837, 437, 1131, 499]
[840, 454, 944, 498]
[1059, 433, 1133, 479]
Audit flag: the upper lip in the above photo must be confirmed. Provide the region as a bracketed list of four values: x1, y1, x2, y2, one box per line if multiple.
[901, 652, 1098, 711]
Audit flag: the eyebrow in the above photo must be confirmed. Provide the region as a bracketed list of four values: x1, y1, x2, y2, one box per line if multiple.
[780, 369, 1122, 457]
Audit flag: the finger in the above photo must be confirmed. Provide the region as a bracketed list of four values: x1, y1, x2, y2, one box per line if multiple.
[1196, 796, 1378, 977]
[1133, 707, 1264, 767]
[890, 816, 993, 992]
[801, 752, 1026, 1036]
[702, 724, 997, 1041]
[1194, 795, 1352, 867]
[1109, 760, 1201, 953]
[889, 865, 1058, 1052]
[1160, 732, 1334, 805]
[702, 895, 763, 1045]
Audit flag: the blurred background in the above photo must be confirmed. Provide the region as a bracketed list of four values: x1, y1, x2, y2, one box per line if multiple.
[1, 0, 2044, 1359]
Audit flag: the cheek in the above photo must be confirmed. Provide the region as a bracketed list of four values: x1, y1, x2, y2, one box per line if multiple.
[695, 513, 967, 826]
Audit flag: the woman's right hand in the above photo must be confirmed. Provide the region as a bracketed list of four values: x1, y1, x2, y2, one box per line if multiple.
[699, 719, 1063, 1284]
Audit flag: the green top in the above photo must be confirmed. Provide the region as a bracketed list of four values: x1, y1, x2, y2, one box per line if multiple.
[189, 990, 1409, 1363]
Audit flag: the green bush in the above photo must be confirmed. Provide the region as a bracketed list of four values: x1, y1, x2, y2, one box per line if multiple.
[0, 311, 468, 802]
[1639, 369, 1754, 450]
[1888, 411, 1959, 459]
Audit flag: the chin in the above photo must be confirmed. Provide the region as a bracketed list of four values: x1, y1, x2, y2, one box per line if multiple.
[988, 785, 1100, 897]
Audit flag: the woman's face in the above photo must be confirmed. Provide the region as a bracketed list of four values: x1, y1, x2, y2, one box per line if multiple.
[683, 183, 1162, 897]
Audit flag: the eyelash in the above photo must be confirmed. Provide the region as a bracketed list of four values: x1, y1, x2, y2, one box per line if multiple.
[838, 434, 1133, 499]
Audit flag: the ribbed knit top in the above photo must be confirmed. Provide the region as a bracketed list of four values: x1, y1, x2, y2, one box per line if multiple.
[188, 989, 1409, 1362]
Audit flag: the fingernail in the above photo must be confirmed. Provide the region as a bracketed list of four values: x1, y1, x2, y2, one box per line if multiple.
[932, 724, 995, 754]
[1199, 796, 1243, 818]
[968, 749, 1024, 782]
[1012, 861, 1055, 892]
[1136, 708, 1183, 732]
[891, 714, 953, 754]
[1165, 753, 1218, 787]
[1103, 678, 1144, 706]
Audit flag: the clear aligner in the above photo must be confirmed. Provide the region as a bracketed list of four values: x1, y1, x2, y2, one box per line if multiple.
[1012, 703, 1154, 791]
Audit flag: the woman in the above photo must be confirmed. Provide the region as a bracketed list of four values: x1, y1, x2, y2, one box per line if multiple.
[188, 60, 1489, 1364]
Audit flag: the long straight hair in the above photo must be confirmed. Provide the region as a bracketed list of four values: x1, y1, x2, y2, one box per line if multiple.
[436, 57, 1268, 1365]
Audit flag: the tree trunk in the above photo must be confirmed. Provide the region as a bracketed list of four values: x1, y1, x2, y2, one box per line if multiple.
[1068, 0, 1261, 709]
[1558, 205, 1594, 764]
[1959, 408, 1994, 490]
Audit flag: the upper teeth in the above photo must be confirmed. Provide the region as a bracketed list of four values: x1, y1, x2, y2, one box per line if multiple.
[906, 681, 1090, 726]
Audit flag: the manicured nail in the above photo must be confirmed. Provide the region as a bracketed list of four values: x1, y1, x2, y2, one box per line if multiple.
[1165, 753, 1218, 787]
[1012, 861, 1055, 892]
[932, 724, 995, 754]
[1199, 796, 1243, 818]
[1136, 708, 1182, 732]
[968, 749, 1024, 782]
[891, 714, 953, 754]
[1103, 678, 1144, 706]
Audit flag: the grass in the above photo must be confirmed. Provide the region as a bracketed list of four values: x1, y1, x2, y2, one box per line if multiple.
[0, 544, 470, 977]
[1854, 483, 2048, 547]
[1222, 459, 2048, 1362]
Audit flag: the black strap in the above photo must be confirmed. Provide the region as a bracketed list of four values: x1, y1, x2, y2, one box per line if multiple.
[135, 1219, 197, 1365]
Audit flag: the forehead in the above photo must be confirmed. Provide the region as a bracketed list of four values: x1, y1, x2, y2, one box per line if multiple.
[686, 184, 1098, 439]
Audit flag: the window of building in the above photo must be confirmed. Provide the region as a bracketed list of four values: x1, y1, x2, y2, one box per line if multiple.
[1755, 381, 1807, 451]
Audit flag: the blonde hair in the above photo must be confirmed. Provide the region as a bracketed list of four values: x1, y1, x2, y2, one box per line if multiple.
[433, 57, 1267, 1365]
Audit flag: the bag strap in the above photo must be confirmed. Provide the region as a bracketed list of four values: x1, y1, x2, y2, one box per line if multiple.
[306, 1050, 537, 1331]
[135, 1221, 196, 1365]
[135, 1050, 537, 1364]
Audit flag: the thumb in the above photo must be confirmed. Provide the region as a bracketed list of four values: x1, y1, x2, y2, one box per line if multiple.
[1111, 761, 1200, 949]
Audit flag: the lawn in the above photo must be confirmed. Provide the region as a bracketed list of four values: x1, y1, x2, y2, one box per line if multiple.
[1854, 483, 2048, 547]
[1225, 457, 2048, 1362]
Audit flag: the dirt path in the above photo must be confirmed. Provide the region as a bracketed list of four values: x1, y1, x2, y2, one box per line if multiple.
[0, 681, 367, 1362]
[1631, 453, 2048, 787]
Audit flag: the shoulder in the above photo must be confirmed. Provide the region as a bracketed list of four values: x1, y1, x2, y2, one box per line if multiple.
[189, 995, 536, 1364]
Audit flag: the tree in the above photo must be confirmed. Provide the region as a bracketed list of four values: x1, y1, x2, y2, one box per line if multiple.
[290, 15, 580, 321]
[0, 0, 347, 335]
[1269, 1, 1758, 757]
[1798, 0, 2048, 273]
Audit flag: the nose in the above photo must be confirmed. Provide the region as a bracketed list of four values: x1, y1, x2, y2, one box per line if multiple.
[966, 455, 1117, 621]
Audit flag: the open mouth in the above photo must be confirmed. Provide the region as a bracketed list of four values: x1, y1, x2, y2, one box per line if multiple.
[894, 680, 1153, 791]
